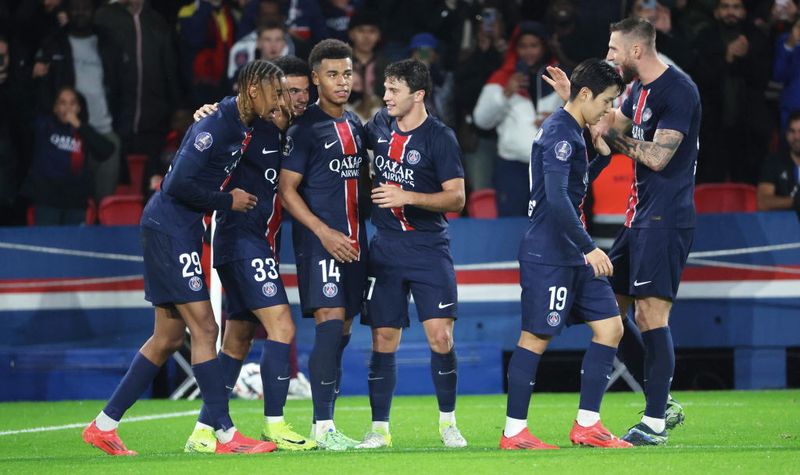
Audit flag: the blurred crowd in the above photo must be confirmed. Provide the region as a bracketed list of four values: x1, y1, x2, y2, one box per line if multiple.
[1, 0, 799, 226]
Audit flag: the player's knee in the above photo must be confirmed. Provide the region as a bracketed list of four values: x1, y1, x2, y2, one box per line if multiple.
[428, 328, 453, 353]
[222, 332, 252, 359]
[604, 317, 624, 346]
[372, 328, 399, 352]
[154, 334, 185, 354]
[190, 319, 220, 344]
[634, 304, 669, 331]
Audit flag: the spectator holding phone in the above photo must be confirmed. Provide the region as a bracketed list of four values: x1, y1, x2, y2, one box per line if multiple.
[473, 21, 564, 216]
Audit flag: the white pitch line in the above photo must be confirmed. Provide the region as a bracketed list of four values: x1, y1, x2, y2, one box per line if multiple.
[0, 410, 198, 437]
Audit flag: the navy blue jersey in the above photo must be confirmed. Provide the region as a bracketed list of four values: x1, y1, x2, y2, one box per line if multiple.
[213, 118, 283, 266]
[620, 66, 701, 229]
[519, 108, 596, 267]
[142, 96, 252, 239]
[364, 109, 464, 234]
[282, 103, 369, 258]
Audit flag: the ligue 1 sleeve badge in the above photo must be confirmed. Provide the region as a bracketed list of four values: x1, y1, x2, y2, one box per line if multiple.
[554, 141, 572, 161]
[323, 282, 339, 298]
[194, 132, 213, 152]
[188, 276, 204, 292]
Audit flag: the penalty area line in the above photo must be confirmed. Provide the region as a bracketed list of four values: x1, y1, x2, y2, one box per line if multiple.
[0, 410, 199, 437]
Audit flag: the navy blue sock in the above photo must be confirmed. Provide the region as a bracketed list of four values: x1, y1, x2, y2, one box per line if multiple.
[309, 319, 344, 421]
[368, 351, 397, 422]
[505, 346, 541, 420]
[198, 352, 243, 427]
[579, 342, 617, 412]
[332, 332, 351, 410]
[103, 352, 161, 421]
[430, 348, 457, 412]
[617, 317, 646, 387]
[193, 358, 234, 430]
[642, 327, 675, 419]
[262, 340, 291, 417]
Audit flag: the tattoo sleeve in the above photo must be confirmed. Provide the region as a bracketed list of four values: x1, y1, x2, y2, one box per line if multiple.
[604, 128, 684, 172]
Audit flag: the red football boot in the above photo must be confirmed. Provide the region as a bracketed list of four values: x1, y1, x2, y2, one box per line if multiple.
[216, 431, 277, 454]
[82, 421, 137, 456]
[569, 420, 633, 448]
[499, 428, 559, 450]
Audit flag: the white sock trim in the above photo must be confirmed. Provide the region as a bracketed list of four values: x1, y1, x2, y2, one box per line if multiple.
[95, 411, 119, 431]
[266, 416, 285, 424]
[641, 415, 666, 433]
[216, 427, 236, 444]
[439, 411, 456, 425]
[371, 421, 390, 433]
[576, 409, 601, 427]
[315, 420, 335, 438]
[194, 421, 213, 431]
[503, 417, 527, 438]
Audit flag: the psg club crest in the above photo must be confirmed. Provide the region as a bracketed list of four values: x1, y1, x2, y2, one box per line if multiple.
[641, 107, 653, 122]
[406, 149, 421, 165]
[194, 132, 213, 152]
[554, 141, 572, 161]
[323, 282, 338, 298]
[188, 276, 203, 292]
[262, 282, 277, 298]
[546, 311, 561, 327]
[282, 136, 294, 156]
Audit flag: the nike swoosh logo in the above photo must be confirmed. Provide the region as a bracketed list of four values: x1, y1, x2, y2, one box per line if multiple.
[438, 302, 455, 309]
[277, 375, 291, 381]
[377, 138, 388, 143]
[321, 380, 336, 385]
[225, 386, 235, 391]
[263, 148, 279, 154]
[437, 370, 456, 375]
[282, 438, 306, 444]
[529, 381, 535, 386]
[231, 150, 238, 156]
[198, 441, 210, 447]
[527, 252, 542, 257]
[633, 280, 653, 287]
[324, 140, 338, 149]
[367, 376, 384, 381]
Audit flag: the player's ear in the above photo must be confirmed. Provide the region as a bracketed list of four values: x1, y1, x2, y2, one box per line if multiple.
[415, 89, 425, 103]
[311, 69, 320, 86]
[580, 87, 592, 102]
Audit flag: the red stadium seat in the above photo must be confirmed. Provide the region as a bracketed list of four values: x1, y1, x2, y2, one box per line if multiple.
[98, 194, 144, 225]
[467, 189, 498, 219]
[694, 183, 757, 214]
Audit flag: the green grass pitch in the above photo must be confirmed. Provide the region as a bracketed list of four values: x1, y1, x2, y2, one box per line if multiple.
[0, 391, 797, 474]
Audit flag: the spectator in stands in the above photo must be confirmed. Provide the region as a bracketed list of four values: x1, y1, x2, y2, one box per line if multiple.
[757, 111, 800, 214]
[454, 5, 505, 192]
[0, 35, 18, 224]
[34, 0, 122, 202]
[347, 9, 387, 122]
[178, 0, 236, 107]
[20, 87, 114, 225]
[321, 0, 354, 42]
[473, 21, 564, 216]
[94, 0, 181, 187]
[229, 21, 296, 88]
[409, 32, 455, 127]
[286, 0, 326, 47]
[774, 15, 800, 130]
[693, 0, 772, 184]
[630, 0, 697, 75]
[14, 0, 67, 81]
[236, 0, 286, 41]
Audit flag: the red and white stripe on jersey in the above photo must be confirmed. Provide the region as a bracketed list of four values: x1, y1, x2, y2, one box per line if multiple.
[344, 179, 361, 259]
[334, 120, 358, 155]
[388, 131, 411, 163]
[386, 182, 415, 231]
[265, 195, 282, 260]
[624, 168, 639, 228]
[387, 132, 414, 230]
[632, 88, 650, 125]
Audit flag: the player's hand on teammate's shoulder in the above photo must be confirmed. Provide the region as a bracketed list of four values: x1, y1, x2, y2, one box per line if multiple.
[317, 226, 359, 263]
[585, 248, 613, 277]
[193, 103, 220, 122]
[230, 188, 258, 212]
[371, 183, 410, 209]
[543, 66, 570, 102]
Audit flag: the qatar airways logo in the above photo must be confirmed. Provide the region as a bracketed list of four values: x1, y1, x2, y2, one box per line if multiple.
[50, 133, 81, 153]
[374, 155, 415, 187]
[264, 167, 278, 190]
[329, 155, 362, 179]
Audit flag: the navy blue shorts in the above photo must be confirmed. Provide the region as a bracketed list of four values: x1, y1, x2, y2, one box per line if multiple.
[608, 227, 694, 300]
[217, 258, 289, 323]
[520, 262, 619, 336]
[142, 227, 208, 306]
[295, 251, 367, 319]
[362, 232, 458, 329]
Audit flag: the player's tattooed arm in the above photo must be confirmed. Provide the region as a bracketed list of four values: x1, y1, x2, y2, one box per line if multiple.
[604, 128, 684, 172]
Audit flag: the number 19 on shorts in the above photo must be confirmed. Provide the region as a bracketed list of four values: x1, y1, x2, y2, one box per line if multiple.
[548, 286, 567, 311]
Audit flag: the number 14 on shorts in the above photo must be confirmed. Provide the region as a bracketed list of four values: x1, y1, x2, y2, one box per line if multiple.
[319, 259, 341, 282]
